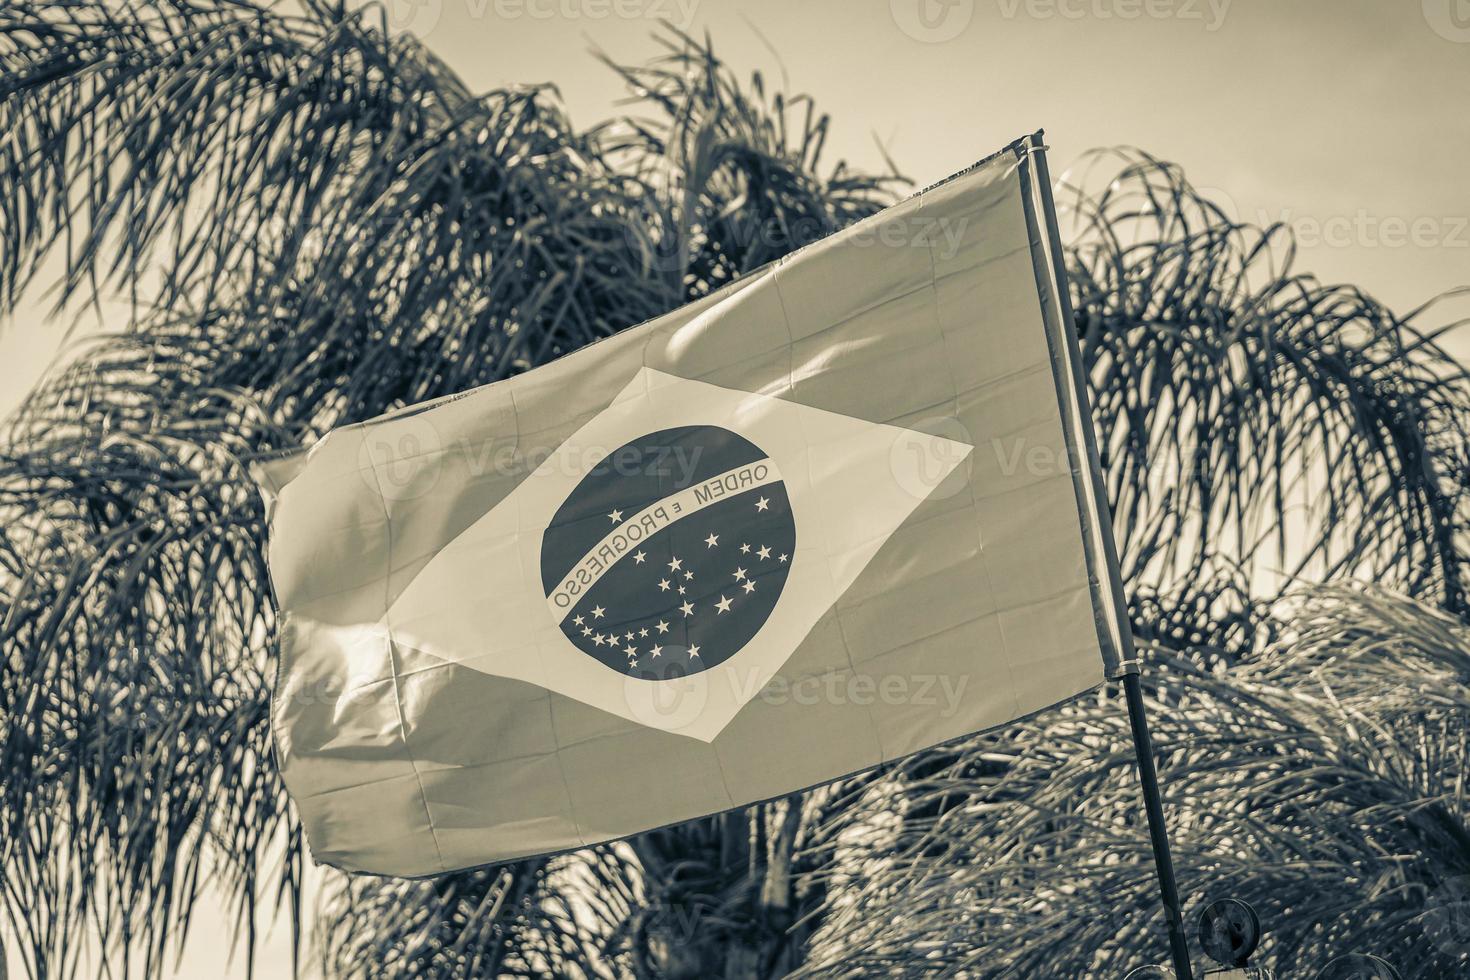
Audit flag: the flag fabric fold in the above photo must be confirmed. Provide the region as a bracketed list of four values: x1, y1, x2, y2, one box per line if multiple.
[255, 132, 1125, 876]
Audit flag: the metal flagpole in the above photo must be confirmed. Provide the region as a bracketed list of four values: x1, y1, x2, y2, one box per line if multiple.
[1121, 670, 1195, 980]
[1026, 133, 1195, 980]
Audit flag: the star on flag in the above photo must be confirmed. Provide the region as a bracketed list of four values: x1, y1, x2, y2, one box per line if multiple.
[565, 512, 797, 669]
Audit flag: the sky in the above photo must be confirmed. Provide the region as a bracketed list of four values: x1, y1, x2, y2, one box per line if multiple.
[4, 0, 1469, 975]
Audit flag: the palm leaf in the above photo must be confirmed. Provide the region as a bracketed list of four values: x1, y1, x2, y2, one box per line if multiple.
[799, 587, 1470, 978]
[0, 7, 901, 978]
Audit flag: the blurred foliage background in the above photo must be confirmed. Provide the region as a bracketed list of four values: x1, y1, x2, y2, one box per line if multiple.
[1, 2, 1468, 977]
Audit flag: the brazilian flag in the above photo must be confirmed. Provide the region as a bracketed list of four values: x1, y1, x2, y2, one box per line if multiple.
[254, 133, 1125, 877]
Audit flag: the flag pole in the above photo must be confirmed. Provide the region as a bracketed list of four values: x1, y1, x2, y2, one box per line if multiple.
[1120, 670, 1194, 980]
[1025, 133, 1195, 980]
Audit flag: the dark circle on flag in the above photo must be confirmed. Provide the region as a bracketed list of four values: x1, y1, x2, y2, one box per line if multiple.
[540, 425, 796, 680]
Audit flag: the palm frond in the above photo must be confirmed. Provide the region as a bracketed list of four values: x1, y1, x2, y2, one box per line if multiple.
[593, 24, 905, 298]
[0, 321, 291, 980]
[800, 586, 1470, 978]
[1061, 148, 1470, 614]
[0, 0, 461, 317]
[0, 8, 903, 978]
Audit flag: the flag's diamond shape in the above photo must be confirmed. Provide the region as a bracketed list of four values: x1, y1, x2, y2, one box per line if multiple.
[385, 368, 971, 741]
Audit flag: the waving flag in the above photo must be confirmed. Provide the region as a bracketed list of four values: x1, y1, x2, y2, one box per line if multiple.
[255, 133, 1127, 876]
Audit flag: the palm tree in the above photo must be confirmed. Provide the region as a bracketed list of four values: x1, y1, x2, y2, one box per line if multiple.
[798, 586, 1470, 978]
[1, 3, 1466, 978]
[0, 4, 898, 977]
